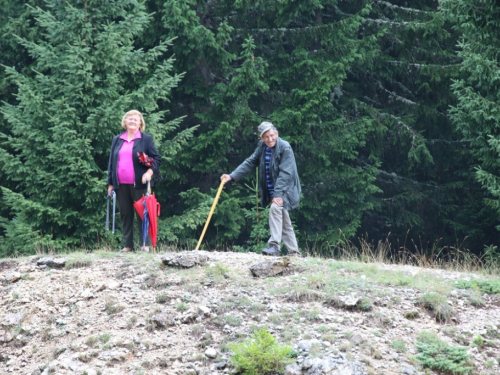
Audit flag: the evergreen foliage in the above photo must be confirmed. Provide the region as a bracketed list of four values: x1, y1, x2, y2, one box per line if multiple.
[416, 331, 473, 374]
[228, 328, 294, 375]
[153, 0, 385, 251]
[0, 0, 192, 255]
[0, 0, 498, 256]
[0, 0, 46, 237]
[150, 0, 496, 253]
[442, 0, 500, 230]
[357, 1, 496, 251]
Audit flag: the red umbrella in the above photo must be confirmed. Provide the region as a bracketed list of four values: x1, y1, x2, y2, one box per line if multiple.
[134, 182, 160, 252]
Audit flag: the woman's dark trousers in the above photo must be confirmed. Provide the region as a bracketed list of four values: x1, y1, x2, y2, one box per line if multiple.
[116, 184, 152, 249]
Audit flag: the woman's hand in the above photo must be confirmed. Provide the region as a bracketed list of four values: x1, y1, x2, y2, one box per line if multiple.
[107, 185, 114, 197]
[142, 170, 154, 184]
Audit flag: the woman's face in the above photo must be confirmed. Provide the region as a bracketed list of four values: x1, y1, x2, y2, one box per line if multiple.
[125, 114, 141, 132]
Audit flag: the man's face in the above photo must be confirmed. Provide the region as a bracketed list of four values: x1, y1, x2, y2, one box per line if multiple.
[260, 129, 278, 148]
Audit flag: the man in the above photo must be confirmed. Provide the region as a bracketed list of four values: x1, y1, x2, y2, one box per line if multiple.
[221, 122, 302, 256]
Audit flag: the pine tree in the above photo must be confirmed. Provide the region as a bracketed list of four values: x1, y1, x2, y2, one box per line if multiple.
[0, 0, 192, 255]
[152, 0, 497, 253]
[442, 0, 500, 234]
[0, 0, 46, 238]
[347, 1, 496, 252]
[150, 0, 385, 251]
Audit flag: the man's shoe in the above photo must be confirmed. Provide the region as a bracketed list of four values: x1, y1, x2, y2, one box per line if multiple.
[261, 246, 280, 256]
[287, 251, 302, 257]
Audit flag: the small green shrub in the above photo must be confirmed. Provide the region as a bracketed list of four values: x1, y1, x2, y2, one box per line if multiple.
[321, 333, 336, 343]
[205, 263, 230, 280]
[416, 331, 472, 375]
[454, 279, 500, 295]
[85, 336, 99, 348]
[418, 293, 453, 323]
[485, 326, 500, 340]
[317, 325, 330, 333]
[126, 316, 137, 329]
[104, 296, 125, 316]
[339, 341, 353, 353]
[287, 285, 323, 302]
[99, 333, 111, 344]
[370, 312, 392, 328]
[390, 340, 407, 353]
[356, 297, 373, 311]
[324, 295, 372, 311]
[280, 326, 299, 344]
[306, 274, 326, 290]
[466, 292, 485, 307]
[453, 280, 473, 290]
[404, 311, 419, 320]
[155, 294, 168, 304]
[268, 314, 283, 325]
[305, 308, 321, 322]
[472, 335, 484, 348]
[476, 280, 500, 295]
[225, 314, 243, 327]
[228, 328, 294, 375]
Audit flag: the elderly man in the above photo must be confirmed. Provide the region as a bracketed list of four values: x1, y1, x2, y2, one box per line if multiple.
[221, 122, 302, 256]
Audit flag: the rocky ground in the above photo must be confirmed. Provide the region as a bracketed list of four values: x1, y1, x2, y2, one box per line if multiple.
[1, 250, 500, 375]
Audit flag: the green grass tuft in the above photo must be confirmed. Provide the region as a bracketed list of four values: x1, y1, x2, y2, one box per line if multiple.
[417, 293, 453, 323]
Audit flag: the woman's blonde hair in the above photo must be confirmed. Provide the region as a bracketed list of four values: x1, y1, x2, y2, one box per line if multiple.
[121, 110, 146, 131]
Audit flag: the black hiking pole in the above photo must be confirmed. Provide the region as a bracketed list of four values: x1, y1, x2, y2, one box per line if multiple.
[106, 191, 116, 234]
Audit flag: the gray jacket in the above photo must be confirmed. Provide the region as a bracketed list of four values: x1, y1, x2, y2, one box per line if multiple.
[230, 137, 301, 210]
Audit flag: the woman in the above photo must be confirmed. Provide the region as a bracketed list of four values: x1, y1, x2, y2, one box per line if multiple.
[107, 110, 161, 252]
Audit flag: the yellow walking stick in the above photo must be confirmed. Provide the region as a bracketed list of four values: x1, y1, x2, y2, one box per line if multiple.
[195, 180, 225, 250]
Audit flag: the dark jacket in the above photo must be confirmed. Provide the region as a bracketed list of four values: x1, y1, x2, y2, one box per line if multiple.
[230, 137, 301, 210]
[107, 132, 161, 190]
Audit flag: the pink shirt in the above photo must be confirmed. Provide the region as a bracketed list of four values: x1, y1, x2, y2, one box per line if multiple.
[117, 131, 142, 184]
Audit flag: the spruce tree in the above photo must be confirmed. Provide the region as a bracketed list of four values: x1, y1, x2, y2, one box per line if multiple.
[153, 0, 497, 253]
[0, 0, 46, 238]
[356, 1, 496, 251]
[152, 0, 384, 250]
[0, 0, 191, 255]
[442, 0, 500, 232]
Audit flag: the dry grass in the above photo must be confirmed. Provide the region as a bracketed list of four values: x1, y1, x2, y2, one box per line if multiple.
[287, 287, 324, 302]
[306, 232, 494, 274]
[104, 296, 125, 316]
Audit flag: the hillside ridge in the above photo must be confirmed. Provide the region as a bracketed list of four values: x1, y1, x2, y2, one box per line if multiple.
[1, 250, 499, 375]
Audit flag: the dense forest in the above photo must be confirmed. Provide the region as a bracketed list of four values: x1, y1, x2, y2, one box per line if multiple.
[0, 0, 499, 258]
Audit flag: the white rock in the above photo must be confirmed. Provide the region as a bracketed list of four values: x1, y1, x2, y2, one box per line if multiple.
[344, 296, 359, 306]
[205, 348, 217, 358]
[198, 305, 211, 315]
[81, 289, 94, 299]
[107, 280, 121, 290]
[4, 272, 21, 283]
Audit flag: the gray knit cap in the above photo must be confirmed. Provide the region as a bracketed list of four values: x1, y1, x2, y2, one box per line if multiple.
[258, 122, 275, 137]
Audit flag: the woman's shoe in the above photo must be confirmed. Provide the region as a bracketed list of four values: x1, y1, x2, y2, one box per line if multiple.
[119, 247, 133, 253]
[141, 246, 150, 253]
